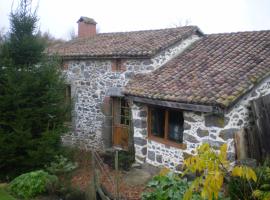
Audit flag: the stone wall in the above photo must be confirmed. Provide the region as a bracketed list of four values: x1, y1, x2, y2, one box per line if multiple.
[124, 35, 200, 74]
[132, 76, 270, 171]
[131, 103, 148, 163]
[61, 34, 199, 150]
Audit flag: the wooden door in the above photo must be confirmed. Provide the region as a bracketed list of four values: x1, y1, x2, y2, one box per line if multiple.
[112, 97, 130, 150]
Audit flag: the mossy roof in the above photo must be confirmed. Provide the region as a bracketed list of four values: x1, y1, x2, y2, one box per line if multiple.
[124, 30, 270, 109]
[47, 26, 200, 58]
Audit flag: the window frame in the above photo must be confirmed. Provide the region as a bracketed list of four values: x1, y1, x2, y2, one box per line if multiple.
[147, 106, 186, 149]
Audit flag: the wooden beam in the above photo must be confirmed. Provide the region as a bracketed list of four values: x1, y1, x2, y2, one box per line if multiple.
[130, 96, 216, 113]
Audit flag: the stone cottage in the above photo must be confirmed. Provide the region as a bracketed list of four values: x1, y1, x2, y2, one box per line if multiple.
[48, 16, 270, 170]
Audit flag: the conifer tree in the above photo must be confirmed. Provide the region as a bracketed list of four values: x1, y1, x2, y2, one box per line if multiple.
[0, 0, 69, 179]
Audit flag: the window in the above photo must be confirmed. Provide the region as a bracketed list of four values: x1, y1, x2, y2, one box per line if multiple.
[113, 97, 130, 126]
[64, 85, 72, 122]
[111, 59, 126, 71]
[120, 98, 130, 126]
[61, 60, 69, 70]
[148, 107, 184, 146]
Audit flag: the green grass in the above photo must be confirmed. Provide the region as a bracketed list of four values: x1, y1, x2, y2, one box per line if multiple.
[0, 185, 16, 200]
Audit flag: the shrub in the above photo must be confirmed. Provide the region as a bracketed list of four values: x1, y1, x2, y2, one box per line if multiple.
[9, 170, 58, 199]
[228, 176, 254, 200]
[142, 172, 202, 200]
[228, 162, 270, 200]
[45, 155, 78, 175]
[183, 144, 257, 200]
[252, 165, 270, 200]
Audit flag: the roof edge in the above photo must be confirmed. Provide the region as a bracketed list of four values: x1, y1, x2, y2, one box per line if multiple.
[127, 95, 223, 114]
[225, 73, 270, 112]
[54, 54, 152, 60]
[48, 28, 203, 60]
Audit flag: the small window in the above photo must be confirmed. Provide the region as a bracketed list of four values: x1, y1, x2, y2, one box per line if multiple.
[65, 85, 71, 104]
[115, 59, 121, 71]
[120, 98, 130, 126]
[113, 97, 130, 126]
[61, 60, 69, 70]
[112, 59, 126, 71]
[64, 85, 72, 122]
[148, 107, 184, 146]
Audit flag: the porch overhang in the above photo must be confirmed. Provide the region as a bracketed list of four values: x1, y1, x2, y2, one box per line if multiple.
[128, 96, 223, 113]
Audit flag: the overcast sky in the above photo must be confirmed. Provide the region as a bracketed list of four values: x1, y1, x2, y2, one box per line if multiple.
[1, 0, 270, 40]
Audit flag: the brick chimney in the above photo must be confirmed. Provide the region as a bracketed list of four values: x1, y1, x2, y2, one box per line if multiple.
[77, 16, 97, 38]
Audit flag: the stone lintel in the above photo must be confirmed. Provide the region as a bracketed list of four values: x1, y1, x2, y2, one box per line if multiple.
[106, 87, 124, 97]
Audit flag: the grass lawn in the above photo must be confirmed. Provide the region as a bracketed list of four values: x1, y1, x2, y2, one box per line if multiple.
[0, 185, 16, 200]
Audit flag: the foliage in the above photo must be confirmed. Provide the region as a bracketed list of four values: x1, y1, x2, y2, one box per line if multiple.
[45, 155, 78, 175]
[37, 30, 65, 47]
[228, 176, 254, 200]
[232, 166, 257, 181]
[9, 170, 58, 199]
[0, 0, 69, 180]
[183, 143, 257, 200]
[8, 0, 44, 67]
[142, 172, 202, 200]
[0, 28, 6, 45]
[252, 165, 270, 200]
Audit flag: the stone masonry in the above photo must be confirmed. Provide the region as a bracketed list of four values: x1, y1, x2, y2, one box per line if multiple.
[132, 76, 270, 171]
[61, 34, 199, 150]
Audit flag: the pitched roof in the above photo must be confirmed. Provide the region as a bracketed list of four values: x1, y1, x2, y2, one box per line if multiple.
[47, 26, 200, 58]
[124, 30, 270, 109]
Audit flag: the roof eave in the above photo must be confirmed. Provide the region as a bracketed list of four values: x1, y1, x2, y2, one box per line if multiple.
[127, 95, 224, 114]
[48, 53, 152, 60]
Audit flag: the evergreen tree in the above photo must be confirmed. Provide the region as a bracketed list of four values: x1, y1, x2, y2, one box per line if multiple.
[0, 0, 69, 180]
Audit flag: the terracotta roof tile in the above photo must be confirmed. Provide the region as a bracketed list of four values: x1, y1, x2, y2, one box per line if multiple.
[124, 30, 270, 109]
[47, 26, 200, 58]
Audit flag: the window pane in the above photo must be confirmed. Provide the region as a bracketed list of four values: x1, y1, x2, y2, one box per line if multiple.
[151, 108, 165, 138]
[120, 98, 130, 126]
[168, 110, 184, 143]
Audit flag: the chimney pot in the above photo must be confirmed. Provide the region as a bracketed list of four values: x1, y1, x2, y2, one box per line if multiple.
[77, 16, 97, 38]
